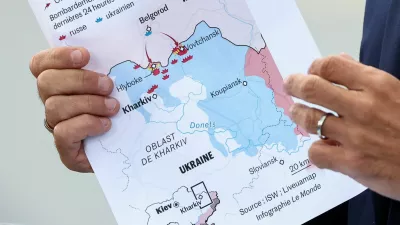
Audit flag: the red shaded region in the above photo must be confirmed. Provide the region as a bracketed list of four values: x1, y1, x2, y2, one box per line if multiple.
[134, 64, 140, 69]
[147, 85, 158, 94]
[195, 191, 219, 225]
[182, 55, 193, 63]
[153, 68, 160, 76]
[177, 48, 188, 56]
[171, 59, 178, 64]
[244, 47, 309, 137]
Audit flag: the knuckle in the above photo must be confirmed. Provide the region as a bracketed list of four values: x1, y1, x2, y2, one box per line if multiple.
[373, 72, 390, 86]
[79, 70, 87, 88]
[303, 110, 317, 132]
[355, 97, 375, 122]
[45, 96, 57, 112]
[319, 56, 341, 76]
[29, 53, 40, 76]
[36, 72, 47, 91]
[290, 104, 301, 118]
[48, 48, 62, 65]
[53, 123, 66, 140]
[290, 104, 318, 133]
[78, 70, 97, 89]
[82, 113, 93, 122]
[44, 97, 59, 122]
[36, 69, 53, 91]
[82, 114, 97, 127]
[300, 77, 319, 99]
[53, 122, 73, 146]
[284, 75, 296, 89]
[84, 95, 95, 111]
[53, 125, 66, 150]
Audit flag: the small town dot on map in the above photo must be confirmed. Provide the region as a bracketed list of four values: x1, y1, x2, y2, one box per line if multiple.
[145, 26, 152, 36]
[243, 81, 248, 86]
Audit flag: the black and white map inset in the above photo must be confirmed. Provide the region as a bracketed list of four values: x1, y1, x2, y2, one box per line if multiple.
[146, 181, 220, 225]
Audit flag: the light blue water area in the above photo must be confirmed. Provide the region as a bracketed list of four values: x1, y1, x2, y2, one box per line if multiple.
[208, 128, 229, 157]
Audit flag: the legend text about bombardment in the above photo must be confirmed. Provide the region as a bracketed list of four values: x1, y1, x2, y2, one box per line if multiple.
[45, 0, 135, 40]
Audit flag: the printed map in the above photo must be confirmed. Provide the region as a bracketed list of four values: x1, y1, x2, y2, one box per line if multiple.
[94, 1, 313, 224]
[28, 0, 366, 224]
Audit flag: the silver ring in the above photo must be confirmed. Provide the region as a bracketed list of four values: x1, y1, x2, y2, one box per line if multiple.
[44, 119, 54, 134]
[317, 113, 333, 140]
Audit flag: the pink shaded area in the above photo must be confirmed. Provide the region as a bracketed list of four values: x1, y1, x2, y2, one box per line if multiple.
[244, 47, 309, 137]
[196, 192, 218, 225]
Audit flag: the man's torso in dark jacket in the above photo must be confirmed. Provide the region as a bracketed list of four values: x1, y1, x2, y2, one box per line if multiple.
[349, 0, 400, 223]
[305, 0, 400, 224]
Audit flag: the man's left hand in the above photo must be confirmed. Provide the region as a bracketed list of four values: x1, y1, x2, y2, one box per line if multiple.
[283, 55, 400, 201]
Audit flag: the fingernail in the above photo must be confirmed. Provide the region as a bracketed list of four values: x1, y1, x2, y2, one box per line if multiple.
[98, 76, 111, 92]
[71, 50, 83, 66]
[100, 118, 110, 127]
[105, 98, 117, 111]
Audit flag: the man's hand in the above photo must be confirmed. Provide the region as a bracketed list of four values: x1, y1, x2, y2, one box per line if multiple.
[30, 47, 120, 173]
[284, 55, 400, 201]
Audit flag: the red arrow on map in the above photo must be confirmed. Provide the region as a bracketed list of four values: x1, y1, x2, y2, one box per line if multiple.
[161, 32, 179, 47]
[162, 32, 188, 56]
[145, 46, 152, 64]
[45, 3, 51, 10]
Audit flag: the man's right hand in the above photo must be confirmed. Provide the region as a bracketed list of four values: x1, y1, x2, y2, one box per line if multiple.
[29, 47, 120, 173]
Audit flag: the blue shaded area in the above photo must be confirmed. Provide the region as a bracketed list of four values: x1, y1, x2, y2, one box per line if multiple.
[109, 21, 300, 156]
[137, 107, 151, 122]
[208, 128, 228, 157]
[181, 22, 298, 155]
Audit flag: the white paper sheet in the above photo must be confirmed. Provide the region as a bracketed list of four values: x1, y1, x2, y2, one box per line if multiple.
[28, 0, 366, 224]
